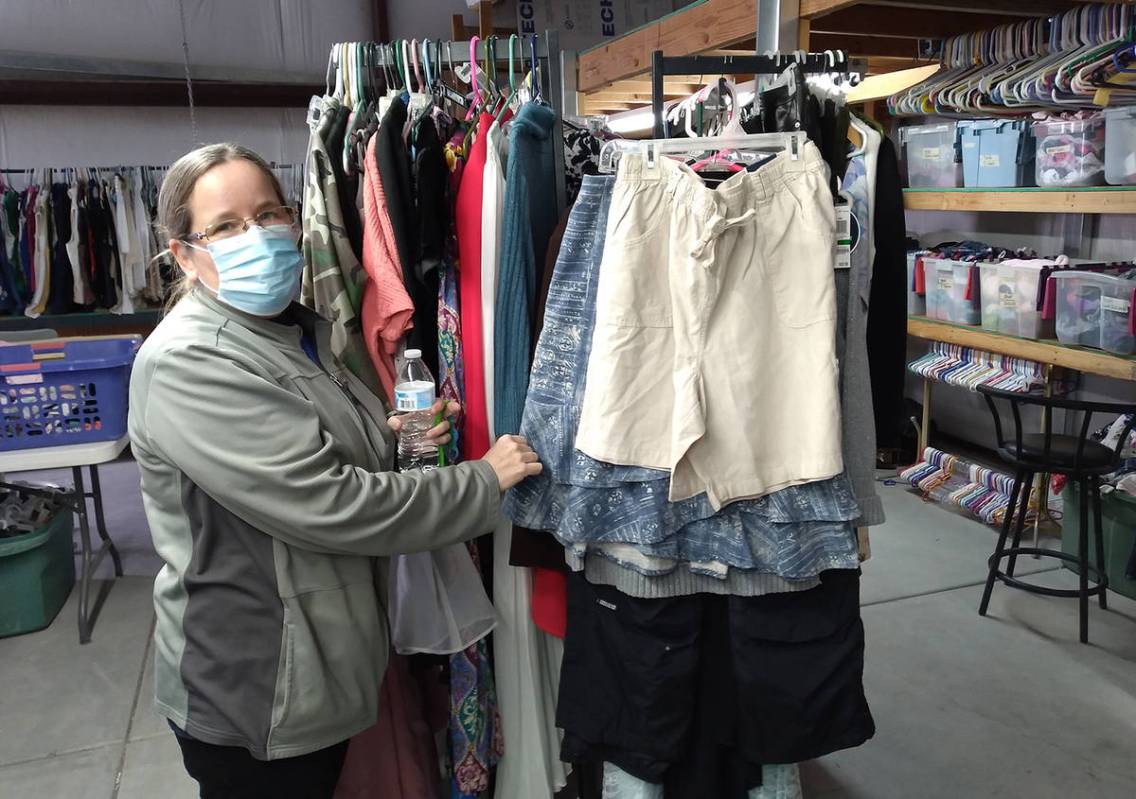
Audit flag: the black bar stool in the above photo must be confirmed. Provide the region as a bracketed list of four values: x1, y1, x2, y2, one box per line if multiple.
[976, 385, 1135, 644]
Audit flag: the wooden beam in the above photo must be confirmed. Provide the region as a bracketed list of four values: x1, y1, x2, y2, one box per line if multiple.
[845, 63, 939, 103]
[903, 187, 1136, 215]
[578, 0, 758, 94]
[800, 0, 861, 16]
[908, 317, 1136, 382]
[583, 91, 658, 103]
[811, 32, 924, 59]
[865, 56, 939, 73]
[812, 5, 1028, 37]
[803, 0, 1081, 17]
[582, 100, 634, 113]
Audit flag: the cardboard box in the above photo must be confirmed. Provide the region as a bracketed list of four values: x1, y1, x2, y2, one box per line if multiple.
[516, 1, 692, 52]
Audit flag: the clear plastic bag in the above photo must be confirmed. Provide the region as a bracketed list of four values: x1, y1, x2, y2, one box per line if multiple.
[387, 543, 497, 655]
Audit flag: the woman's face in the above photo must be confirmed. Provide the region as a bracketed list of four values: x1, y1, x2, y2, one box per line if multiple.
[169, 159, 284, 292]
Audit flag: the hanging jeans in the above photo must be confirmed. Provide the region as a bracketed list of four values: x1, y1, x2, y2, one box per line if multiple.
[504, 174, 860, 579]
[575, 143, 844, 509]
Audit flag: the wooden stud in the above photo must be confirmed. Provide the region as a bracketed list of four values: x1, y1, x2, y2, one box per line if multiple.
[478, 2, 493, 40]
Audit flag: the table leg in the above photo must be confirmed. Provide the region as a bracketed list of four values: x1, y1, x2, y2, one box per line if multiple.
[919, 379, 932, 456]
[89, 465, 123, 577]
[72, 466, 94, 645]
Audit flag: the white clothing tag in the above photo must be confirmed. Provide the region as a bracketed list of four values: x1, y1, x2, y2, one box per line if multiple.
[408, 92, 432, 120]
[1102, 296, 1131, 314]
[306, 95, 324, 131]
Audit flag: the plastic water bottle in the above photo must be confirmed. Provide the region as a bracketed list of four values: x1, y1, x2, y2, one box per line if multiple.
[395, 349, 438, 472]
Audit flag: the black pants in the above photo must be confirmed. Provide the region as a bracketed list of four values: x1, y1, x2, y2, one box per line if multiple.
[174, 730, 349, 799]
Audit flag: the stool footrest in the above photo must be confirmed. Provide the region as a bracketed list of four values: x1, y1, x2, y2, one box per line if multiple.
[990, 548, 1108, 598]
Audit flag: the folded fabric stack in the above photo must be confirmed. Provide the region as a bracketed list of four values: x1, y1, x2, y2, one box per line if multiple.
[900, 447, 1038, 527]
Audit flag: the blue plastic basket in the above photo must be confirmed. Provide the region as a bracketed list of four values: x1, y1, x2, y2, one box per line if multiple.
[0, 336, 141, 451]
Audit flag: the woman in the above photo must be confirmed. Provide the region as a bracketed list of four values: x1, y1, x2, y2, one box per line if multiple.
[128, 143, 541, 798]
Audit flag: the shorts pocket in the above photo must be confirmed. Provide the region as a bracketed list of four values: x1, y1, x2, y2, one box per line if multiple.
[729, 571, 874, 762]
[559, 575, 701, 761]
[764, 172, 838, 330]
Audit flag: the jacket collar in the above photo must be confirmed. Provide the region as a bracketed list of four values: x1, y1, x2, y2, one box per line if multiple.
[190, 286, 325, 348]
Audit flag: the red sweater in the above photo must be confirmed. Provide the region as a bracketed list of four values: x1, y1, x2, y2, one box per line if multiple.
[454, 113, 495, 461]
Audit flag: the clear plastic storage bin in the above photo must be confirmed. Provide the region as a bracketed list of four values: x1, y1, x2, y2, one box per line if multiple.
[1033, 116, 1106, 188]
[959, 119, 1034, 187]
[900, 123, 961, 188]
[1104, 106, 1136, 186]
[1051, 271, 1136, 354]
[908, 253, 926, 315]
[976, 262, 1049, 339]
[924, 258, 980, 325]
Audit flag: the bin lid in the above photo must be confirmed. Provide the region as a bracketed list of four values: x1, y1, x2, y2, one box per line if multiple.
[0, 525, 54, 558]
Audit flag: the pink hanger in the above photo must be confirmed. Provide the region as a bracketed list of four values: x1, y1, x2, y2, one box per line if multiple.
[689, 151, 746, 174]
[410, 39, 423, 92]
[468, 35, 481, 110]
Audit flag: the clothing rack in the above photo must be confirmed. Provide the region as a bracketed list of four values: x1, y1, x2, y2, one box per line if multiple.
[650, 50, 851, 138]
[349, 31, 567, 215]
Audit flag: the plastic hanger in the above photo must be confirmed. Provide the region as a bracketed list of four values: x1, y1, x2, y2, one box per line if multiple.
[413, 39, 425, 93]
[469, 36, 483, 113]
[529, 34, 542, 103]
[599, 131, 804, 174]
[491, 34, 522, 127]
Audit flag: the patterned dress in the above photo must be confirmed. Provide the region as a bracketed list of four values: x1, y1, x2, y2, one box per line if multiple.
[440, 134, 504, 797]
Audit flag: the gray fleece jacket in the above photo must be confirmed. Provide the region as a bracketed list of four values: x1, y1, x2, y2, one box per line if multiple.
[128, 289, 500, 760]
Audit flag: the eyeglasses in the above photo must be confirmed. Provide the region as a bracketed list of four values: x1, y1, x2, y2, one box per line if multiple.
[185, 206, 299, 243]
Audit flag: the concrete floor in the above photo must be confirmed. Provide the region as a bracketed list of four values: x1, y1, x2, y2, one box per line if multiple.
[1, 470, 1134, 799]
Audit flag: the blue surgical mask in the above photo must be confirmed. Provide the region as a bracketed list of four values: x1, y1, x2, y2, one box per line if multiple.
[191, 225, 302, 317]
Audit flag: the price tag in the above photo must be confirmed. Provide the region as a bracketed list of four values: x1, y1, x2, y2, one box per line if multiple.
[921, 147, 942, 159]
[834, 203, 852, 270]
[980, 154, 1001, 168]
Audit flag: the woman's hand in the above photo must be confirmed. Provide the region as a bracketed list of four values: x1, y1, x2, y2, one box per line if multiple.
[482, 435, 543, 491]
[388, 399, 461, 446]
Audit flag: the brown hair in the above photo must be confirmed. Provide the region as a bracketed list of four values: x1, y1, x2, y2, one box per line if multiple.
[156, 143, 288, 308]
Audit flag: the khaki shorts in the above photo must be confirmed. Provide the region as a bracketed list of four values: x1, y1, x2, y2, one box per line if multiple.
[575, 142, 844, 509]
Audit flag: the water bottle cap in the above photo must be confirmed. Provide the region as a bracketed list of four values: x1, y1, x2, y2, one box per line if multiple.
[404, 348, 422, 360]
